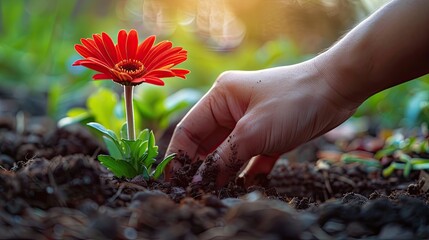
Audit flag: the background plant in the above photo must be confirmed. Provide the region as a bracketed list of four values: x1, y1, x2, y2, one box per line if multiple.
[59, 86, 201, 138]
[329, 128, 429, 178]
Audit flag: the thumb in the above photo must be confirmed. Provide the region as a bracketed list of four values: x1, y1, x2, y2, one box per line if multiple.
[192, 119, 263, 187]
[237, 154, 280, 187]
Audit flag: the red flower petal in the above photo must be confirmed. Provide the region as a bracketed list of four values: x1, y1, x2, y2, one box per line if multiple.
[148, 51, 188, 70]
[126, 30, 138, 59]
[136, 35, 156, 60]
[132, 77, 165, 86]
[145, 47, 183, 70]
[102, 32, 118, 63]
[93, 73, 113, 80]
[74, 44, 92, 58]
[146, 69, 175, 78]
[117, 30, 128, 60]
[142, 41, 173, 65]
[171, 69, 190, 78]
[75, 60, 110, 74]
[93, 34, 115, 66]
[81, 38, 105, 61]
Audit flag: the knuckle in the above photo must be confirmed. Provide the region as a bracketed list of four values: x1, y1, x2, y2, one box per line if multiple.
[174, 123, 203, 147]
[214, 70, 238, 88]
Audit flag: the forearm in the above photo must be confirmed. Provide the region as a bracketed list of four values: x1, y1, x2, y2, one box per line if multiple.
[314, 0, 429, 106]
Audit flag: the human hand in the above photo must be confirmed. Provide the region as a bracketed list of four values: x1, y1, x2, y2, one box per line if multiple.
[165, 59, 360, 187]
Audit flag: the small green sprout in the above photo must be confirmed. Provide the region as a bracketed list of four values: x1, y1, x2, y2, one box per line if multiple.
[87, 122, 174, 180]
[338, 130, 429, 178]
[381, 150, 429, 178]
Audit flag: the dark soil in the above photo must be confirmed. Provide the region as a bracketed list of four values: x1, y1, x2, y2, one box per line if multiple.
[1, 115, 429, 240]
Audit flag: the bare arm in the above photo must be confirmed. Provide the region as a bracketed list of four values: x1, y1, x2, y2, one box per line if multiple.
[316, 0, 429, 106]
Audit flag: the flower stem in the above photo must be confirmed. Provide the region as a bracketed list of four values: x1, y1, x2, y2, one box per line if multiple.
[124, 85, 135, 140]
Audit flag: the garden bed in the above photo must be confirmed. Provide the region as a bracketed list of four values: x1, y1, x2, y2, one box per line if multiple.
[1, 115, 429, 240]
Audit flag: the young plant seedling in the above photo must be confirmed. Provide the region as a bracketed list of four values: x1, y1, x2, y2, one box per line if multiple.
[87, 122, 174, 179]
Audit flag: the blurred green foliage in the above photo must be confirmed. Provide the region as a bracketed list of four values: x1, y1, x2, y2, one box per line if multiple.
[59, 86, 201, 138]
[354, 74, 429, 129]
[1, 0, 428, 133]
[0, 0, 122, 118]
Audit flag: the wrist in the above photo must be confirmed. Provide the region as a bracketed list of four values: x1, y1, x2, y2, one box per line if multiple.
[309, 55, 366, 111]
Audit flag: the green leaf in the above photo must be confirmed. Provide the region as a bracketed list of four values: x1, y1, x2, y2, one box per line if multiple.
[396, 151, 412, 163]
[107, 129, 119, 142]
[102, 136, 123, 159]
[134, 85, 167, 119]
[98, 155, 137, 178]
[412, 163, 429, 170]
[120, 122, 128, 140]
[141, 165, 150, 180]
[57, 112, 93, 128]
[87, 122, 119, 142]
[404, 160, 412, 178]
[403, 137, 416, 152]
[120, 139, 132, 159]
[144, 131, 159, 169]
[139, 140, 149, 156]
[421, 141, 429, 153]
[137, 129, 150, 141]
[137, 141, 149, 168]
[374, 147, 396, 159]
[67, 108, 90, 117]
[152, 154, 175, 179]
[410, 158, 429, 164]
[382, 164, 397, 177]
[121, 139, 145, 170]
[87, 88, 120, 131]
[341, 155, 382, 168]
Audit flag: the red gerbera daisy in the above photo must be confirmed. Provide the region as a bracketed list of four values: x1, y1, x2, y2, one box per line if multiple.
[73, 29, 189, 86]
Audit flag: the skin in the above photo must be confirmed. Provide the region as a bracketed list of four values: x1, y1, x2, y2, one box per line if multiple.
[165, 0, 429, 187]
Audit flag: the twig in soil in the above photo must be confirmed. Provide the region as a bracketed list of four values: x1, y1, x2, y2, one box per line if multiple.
[90, 147, 102, 160]
[322, 171, 333, 196]
[336, 176, 356, 187]
[0, 164, 7, 171]
[108, 184, 125, 203]
[118, 182, 147, 191]
[48, 171, 67, 207]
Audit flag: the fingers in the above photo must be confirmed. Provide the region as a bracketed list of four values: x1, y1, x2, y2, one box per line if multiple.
[238, 154, 279, 187]
[164, 121, 230, 179]
[164, 90, 236, 180]
[192, 116, 265, 187]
